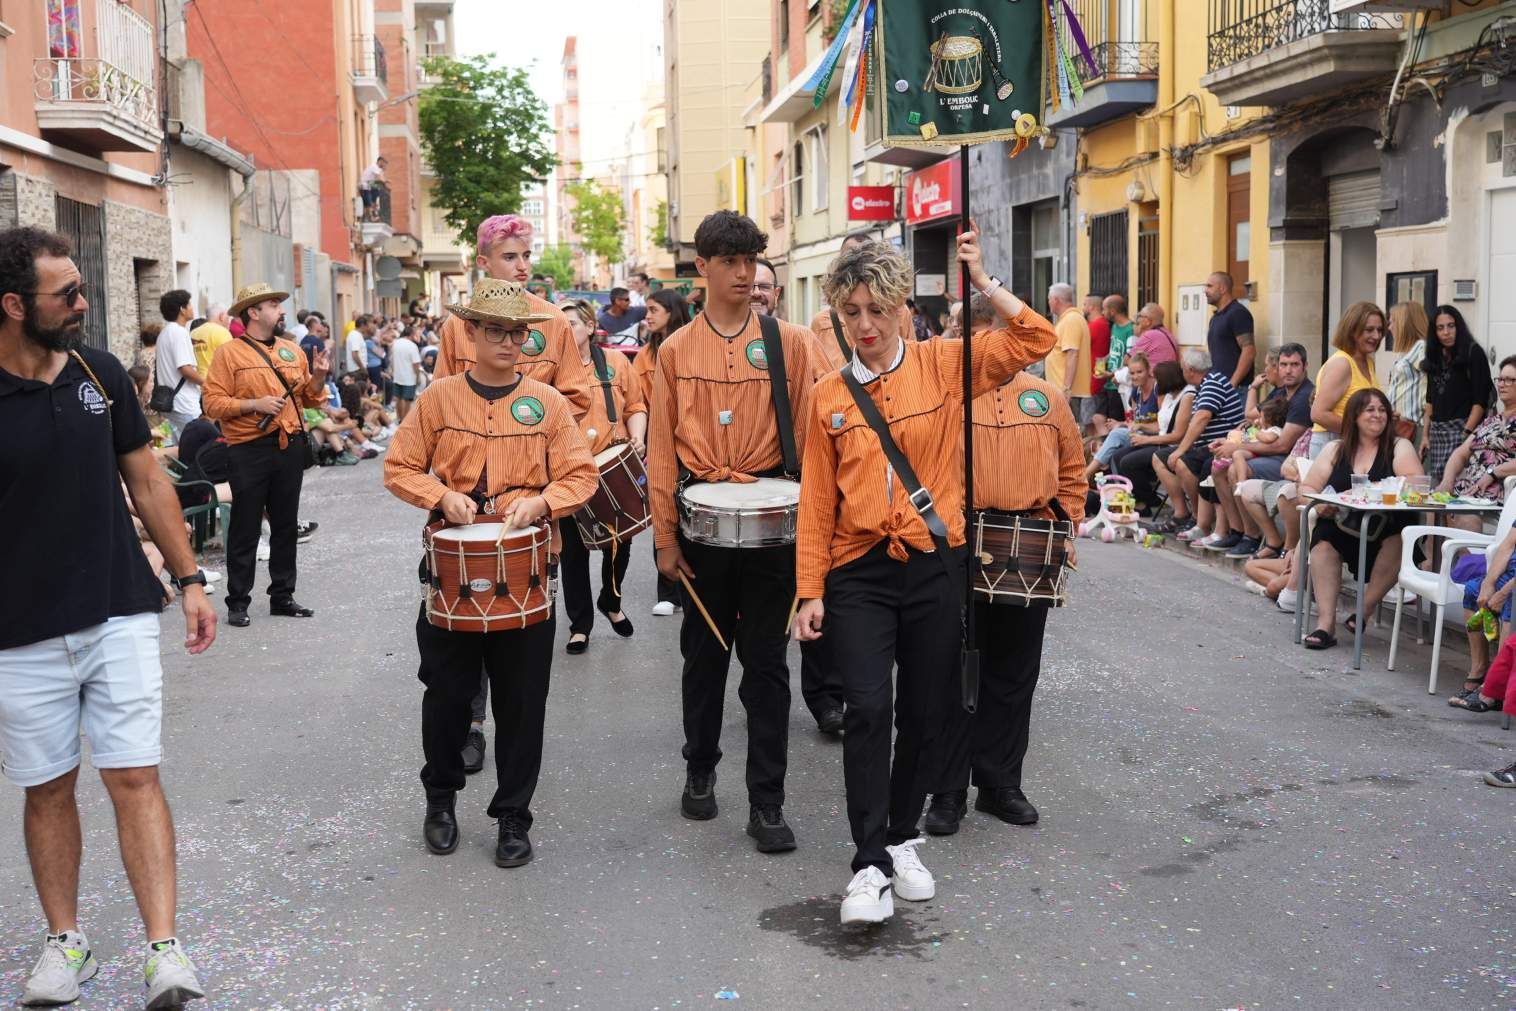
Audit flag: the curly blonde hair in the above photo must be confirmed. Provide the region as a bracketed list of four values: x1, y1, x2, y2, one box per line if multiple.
[822, 242, 912, 313]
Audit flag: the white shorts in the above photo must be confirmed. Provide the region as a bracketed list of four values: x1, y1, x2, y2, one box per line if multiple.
[0, 613, 163, 787]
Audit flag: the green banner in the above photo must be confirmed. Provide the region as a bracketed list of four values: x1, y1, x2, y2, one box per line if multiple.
[878, 0, 1045, 148]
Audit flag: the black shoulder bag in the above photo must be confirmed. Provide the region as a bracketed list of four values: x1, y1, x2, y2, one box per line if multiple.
[840, 365, 978, 713]
[828, 310, 853, 364]
[239, 337, 319, 470]
[759, 313, 799, 478]
[588, 342, 618, 424]
[148, 373, 186, 415]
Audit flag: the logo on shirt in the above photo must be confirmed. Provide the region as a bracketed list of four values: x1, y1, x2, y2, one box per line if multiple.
[745, 339, 768, 371]
[522, 329, 546, 357]
[277, 347, 297, 362]
[1017, 390, 1050, 417]
[77, 381, 107, 416]
[511, 396, 545, 426]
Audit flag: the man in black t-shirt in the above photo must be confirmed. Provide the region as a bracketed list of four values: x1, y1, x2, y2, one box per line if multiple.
[0, 227, 216, 1007]
[1205, 271, 1255, 389]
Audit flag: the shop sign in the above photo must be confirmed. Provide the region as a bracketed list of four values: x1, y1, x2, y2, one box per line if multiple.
[847, 186, 896, 221]
[904, 156, 960, 225]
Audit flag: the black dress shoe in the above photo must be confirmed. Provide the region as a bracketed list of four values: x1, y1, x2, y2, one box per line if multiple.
[976, 787, 1039, 825]
[924, 789, 967, 836]
[816, 706, 844, 736]
[746, 804, 797, 853]
[460, 728, 486, 774]
[681, 770, 717, 820]
[598, 605, 635, 638]
[270, 599, 315, 618]
[566, 633, 589, 655]
[227, 610, 250, 628]
[495, 814, 533, 867]
[423, 793, 459, 855]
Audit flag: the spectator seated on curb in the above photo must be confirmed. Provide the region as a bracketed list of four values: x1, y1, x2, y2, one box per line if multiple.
[1243, 545, 1298, 610]
[1084, 351, 1159, 482]
[1151, 348, 1245, 541]
[1437, 354, 1516, 535]
[1117, 360, 1193, 515]
[1234, 431, 1313, 563]
[1446, 525, 1516, 708]
[1298, 388, 1423, 650]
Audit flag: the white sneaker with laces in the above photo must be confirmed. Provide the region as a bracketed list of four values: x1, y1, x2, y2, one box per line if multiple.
[143, 939, 205, 1009]
[885, 838, 935, 901]
[840, 866, 894, 925]
[22, 930, 97, 1006]
[652, 600, 677, 616]
[1277, 587, 1298, 613]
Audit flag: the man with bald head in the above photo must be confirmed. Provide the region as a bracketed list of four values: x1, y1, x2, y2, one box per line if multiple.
[1044, 283, 1093, 428]
[1131, 302, 1179, 366]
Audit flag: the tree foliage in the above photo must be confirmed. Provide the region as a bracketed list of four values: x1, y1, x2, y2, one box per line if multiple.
[535, 244, 576, 291]
[418, 55, 556, 248]
[565, 180, 626, 264]
[649, 199, 669, 249]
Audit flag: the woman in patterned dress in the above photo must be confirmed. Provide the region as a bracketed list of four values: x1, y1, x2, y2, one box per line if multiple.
[1439, 355, 1516, 534]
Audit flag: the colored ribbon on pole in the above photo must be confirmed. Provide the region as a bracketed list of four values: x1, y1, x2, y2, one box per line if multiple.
[810, 0, 865, 108]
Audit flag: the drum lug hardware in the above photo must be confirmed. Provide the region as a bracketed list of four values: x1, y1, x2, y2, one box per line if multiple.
[495, 581, 508, 596]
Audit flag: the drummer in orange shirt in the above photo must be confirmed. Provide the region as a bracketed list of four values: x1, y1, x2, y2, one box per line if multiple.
[793, 228, 1056, 926]
[383, 280, 597, 869]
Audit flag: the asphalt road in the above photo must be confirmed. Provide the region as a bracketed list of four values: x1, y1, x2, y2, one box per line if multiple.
[3, 463, 1514, 1009]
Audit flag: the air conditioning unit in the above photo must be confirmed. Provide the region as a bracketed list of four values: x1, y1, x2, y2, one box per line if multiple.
[1454, 279, 1478, 302]
[1329, 0, 1440, 12]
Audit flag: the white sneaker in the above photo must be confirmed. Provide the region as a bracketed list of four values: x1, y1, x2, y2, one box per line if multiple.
[840, 866, 894, 926]
[1277, 587, 1298, 613]
[652, 600, 677, 616]
[885, 838, 935, 901]
[22, 930, 98, 1006]
[143, 939, 205, 1009]
[256, 539, 271, 561]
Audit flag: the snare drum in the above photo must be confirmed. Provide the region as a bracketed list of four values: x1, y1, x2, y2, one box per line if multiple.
[971, 510, 1074, 606]
[931, 35, 983, 95]
[574, 442, 651, 548]
[679, 478, 800, 549]
[423, 520, 553, 632]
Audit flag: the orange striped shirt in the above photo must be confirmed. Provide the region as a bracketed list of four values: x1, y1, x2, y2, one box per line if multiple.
[795, 305, 1058, 597]
[434, 292, 593, 421]
[579, 347, 646, 455]
[202, 335, 327, 446]
[383, 373, 597, 520]
[808, 305, 915, 372]
[647, 312, 819, 550]
[972, 371, 1087, 523]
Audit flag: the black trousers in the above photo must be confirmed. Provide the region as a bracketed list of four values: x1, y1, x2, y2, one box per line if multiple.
[225, 433, 306, 612]
[559, 517, 634, 635]
[416, 605, 554, 825]
[678, 533, 793, 807]
[656, 572, 681, 605]
[827, 542, 963, 876]
[799, 636, 842, 722]
[1116, 445, 1163, 509]
[936, 601, 1048, 793]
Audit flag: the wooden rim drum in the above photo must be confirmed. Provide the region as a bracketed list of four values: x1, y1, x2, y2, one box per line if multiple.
[574, 442, 651, 549]
[423, 519, 553, 632]
[931, 35, 983, 95]
[971, 509, 1073, 606]
[678, 478, 800, 549]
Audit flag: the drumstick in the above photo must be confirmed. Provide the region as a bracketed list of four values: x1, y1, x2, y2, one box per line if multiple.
[255, 392, 291, 431]
[678, 571, 728, 652]
[784, 594, 799, 636]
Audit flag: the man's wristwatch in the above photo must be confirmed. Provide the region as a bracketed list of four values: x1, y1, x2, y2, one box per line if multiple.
[171, 570, 208, 590]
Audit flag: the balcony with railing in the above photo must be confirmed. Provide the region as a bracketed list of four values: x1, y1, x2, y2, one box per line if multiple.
[1045, 0, 1159, 129]
[32, 0, 161, 153]
[351, 35, 389, 104]
[1200, 0, 1404, 108]
[359, 185, 393, 247]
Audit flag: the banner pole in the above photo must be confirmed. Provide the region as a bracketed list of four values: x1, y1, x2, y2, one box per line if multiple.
[959, 143, 979, 713]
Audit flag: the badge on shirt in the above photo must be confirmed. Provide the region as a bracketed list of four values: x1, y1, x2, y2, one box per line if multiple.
[744, 339, 768, 371]
[511, 396, 545, 425]
[77, 381, 107, 416]
[277, 347, 297, 362]
[831, 412, 845, 430]
[522, 329, 546, 357]
[1018, 390, 1050, 417]
[718, 410, 733, 426]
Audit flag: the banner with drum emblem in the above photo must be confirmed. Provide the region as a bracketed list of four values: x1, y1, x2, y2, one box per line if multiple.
[878, 0, 1046, 148]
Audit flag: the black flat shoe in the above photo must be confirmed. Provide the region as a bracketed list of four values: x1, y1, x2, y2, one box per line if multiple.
[270, 599, 315, 618]
[461, 728, 486, 774]
[816, 706, 844, 736]
[566, 633, 589, 655]
[976, 787, 1039, 825]
[423, 793, 458, 855]
[598, 605, 634, 638]
[495, 815, 533, 867]
[924, 790, 967, 835]
[227, 610, 250, 628]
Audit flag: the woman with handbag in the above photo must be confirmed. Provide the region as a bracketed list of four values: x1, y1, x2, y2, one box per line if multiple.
[1299, 388, 1424, 650]
[201, 283, 330, 629]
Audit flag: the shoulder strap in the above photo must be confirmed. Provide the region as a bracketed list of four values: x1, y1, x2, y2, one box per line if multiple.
[760, 313, 799, 477]
[838, 365, 951, 549]
[239, 336, 307, 434]
[587, 342, 617, 424]
[828, 310, 852, 363]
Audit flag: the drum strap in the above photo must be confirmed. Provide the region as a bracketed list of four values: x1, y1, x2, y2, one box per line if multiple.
[759, 313, 799, 478]
[828, 310, 852, 364]
[588, 342, 618, 424]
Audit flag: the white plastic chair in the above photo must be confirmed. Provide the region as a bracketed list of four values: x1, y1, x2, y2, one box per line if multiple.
[1388, 494, 1516, 693]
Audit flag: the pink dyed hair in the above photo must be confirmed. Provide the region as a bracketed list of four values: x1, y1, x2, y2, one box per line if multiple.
[476, 214, 534, 254]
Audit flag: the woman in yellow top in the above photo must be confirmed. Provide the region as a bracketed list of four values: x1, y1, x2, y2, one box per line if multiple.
[1310, 301, 1385, 456]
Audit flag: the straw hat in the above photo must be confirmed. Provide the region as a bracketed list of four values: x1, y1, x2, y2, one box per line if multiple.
[229, 282, 291, 317]
[445, 279, 556, 326]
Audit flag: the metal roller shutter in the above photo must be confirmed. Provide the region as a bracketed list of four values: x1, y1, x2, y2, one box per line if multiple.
[1328, 171, 1381, 230]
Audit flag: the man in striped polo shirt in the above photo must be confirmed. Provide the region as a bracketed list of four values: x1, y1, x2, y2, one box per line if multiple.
[1152, 347, 1246, 540]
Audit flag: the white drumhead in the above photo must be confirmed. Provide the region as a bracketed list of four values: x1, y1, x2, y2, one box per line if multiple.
[594, 444, 629, 467]
[682, 478, 800, 509]
[434, 523, 536, 543]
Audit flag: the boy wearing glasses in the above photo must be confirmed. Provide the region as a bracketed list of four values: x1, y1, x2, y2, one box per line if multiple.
[384, 279, 597, 869]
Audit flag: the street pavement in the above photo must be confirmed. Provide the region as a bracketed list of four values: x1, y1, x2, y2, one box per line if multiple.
[3, 462, 1515, 1009]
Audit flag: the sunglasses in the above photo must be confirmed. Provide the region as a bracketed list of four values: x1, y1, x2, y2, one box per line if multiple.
[32, 281, 87, 307]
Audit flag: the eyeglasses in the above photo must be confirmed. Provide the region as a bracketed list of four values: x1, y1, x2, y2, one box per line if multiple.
[1497, 376, 1516, 385]
[31, 281, 87, 306]
[752, 283, 776, 293]
[480, 325, 529, 345]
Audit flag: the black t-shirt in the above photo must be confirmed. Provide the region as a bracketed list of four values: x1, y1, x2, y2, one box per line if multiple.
[0, 347, 164, 649]
[1207, 299, 1255, 385]
[1426, 347, 1495, 422]
[175, 417, 222, 506]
